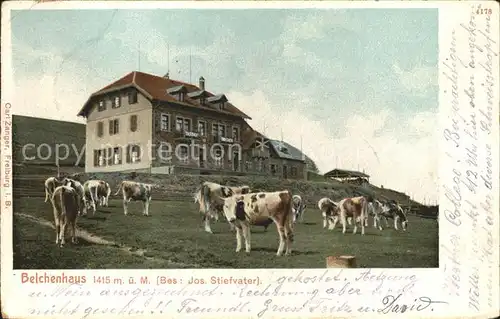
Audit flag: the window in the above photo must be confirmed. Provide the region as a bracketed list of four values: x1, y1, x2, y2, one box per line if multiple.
[291, 167, 298, 177]
[245, 161, 252, 171]
[200, 97, 206, 105]
[130, 115, 138, 132]
[128, 90, 138, 104]
[232, 126, 239, 142]
[94, 150, 105, 167]
[109, 119, 119, 135]
[98, 150, 104, 166]
[219, 102, 225, 110]
[198, 121, 207, 136]
[98, 100, 106, 112]
[112, 96, 121, 108]
[179, 145, 189, 164]
[161, 113, 170, 131]
[128, 144, 141, 163]
[271, 164, 277, 174]
[175, 92, 185, 102]
[176, 116, 191, 132]
[256, 158, 263, 172]
[214, 147, 223, 167]
[158, 142, 172, 163]
[113, 147, 121, 165]
[97, 122, 104, 137]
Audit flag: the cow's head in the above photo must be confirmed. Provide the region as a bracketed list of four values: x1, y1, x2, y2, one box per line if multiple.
[240, 186, 251, 194]
[221, 186, 233, 197]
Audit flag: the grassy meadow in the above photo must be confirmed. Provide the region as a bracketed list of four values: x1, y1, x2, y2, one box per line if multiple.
[13, 198, 439, 269]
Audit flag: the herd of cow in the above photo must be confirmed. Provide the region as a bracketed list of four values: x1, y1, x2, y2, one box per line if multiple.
[42, 176, 410, 257]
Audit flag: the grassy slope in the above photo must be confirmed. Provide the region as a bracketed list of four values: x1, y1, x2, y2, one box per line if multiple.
[12, 115, 85, 165]
[14, 198, 438, 269]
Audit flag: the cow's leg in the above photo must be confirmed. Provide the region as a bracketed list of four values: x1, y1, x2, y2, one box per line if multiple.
[235, 224, 243, 252]
[384, 216, 390, 227]
[54, 218, 60, 245]
[203, 212, 213, 233]
[347, 217, 352, 225]
[59, 219, 67, 247]
[352, 215, 358, 234]
[274, 218, 286, 256]
[364, 215, 369, 227]
[361, 215, 365, 235]
[71, 219, 78, 244]
[123, 196, 129, 215]
[394, 216, 399, 230]
[242, 223, 251, 253]
[284, 218, 293, 256]
[341, 214, 347, 234]
[142, 199, 150, 216]
[322, 212, 327, 228]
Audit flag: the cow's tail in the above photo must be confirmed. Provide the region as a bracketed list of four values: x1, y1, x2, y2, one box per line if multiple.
[114, 181, 124, 196]
[283, 190, 294, 242]
[44, 184, 50, 202]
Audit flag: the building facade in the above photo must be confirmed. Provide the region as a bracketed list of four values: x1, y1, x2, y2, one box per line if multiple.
[78, 71, 306, 179]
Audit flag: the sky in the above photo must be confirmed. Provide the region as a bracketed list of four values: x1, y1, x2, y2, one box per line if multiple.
[9, 8, 438, 204]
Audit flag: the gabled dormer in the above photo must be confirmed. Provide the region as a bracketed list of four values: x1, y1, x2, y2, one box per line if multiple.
[207, 94, 228, 110]
[167, 85, 187, 102]
[188, 90, 210, 106]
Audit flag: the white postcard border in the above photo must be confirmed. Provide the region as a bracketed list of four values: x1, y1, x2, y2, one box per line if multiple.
[1, 1, 499, 319]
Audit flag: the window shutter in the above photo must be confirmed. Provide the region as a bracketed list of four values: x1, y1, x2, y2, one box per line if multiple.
[109, 120, 113, 135]
[126, 145, 131, 163]
[116, 120, 119, 134]
[93, 150, 98, 166]
[137, 145, 142, 162]
[118, 147, 122, 164]
[107, 148, 113, 165]
[155, 112, 161, 132]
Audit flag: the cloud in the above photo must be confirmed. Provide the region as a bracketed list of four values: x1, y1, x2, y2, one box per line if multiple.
[392, 62, 437, 94]
[229, 89, 438, 204]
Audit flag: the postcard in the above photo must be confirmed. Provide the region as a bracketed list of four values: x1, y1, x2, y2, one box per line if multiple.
[1, 1, 498, 318]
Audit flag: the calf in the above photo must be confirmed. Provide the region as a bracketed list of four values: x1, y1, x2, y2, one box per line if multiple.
[336, 196, 372, 235]
[64, 178, 87, 216]
[378, 200, 409, 231]
[220, 190, 294, 256]
[114, 181, 152, 216]
[51, 185, 79, 247]
[292, 194, 306, 223]
[317, 197, 339, 229]
[44, 176, 67, 203]
[193, 181, 252, 233]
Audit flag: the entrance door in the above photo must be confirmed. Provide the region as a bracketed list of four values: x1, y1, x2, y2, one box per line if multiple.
[232, 152, 239, 171]
[199, 148, 205, 168]
[283, 165, 288, 179]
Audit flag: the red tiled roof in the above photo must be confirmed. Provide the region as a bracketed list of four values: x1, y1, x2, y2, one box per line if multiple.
[77, 71, 251, 119]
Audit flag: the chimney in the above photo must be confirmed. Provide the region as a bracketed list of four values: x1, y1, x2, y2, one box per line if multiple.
[199, 76, 205, 91]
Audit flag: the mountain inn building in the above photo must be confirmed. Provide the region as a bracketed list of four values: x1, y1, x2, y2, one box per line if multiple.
[77, 71, 306, 180]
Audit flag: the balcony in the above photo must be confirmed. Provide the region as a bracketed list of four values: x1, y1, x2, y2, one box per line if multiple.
[251, 148, 270, 158]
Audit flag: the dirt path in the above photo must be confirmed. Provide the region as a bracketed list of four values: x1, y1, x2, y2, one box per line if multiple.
[15, 212, 201, 268]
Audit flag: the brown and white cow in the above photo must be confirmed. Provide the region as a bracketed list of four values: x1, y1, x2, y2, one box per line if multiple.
[193, 181, 252, 233]
[114, 181, 153, 216]
[335, 196, 372, 235]
[97, 181, 111, 207]
[219, 190, 294, 256]
[63, 178, 87, 216]
[317, 197, 339, 229]
[44, 176, 68, 203]
[51, 185, 80, 247]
